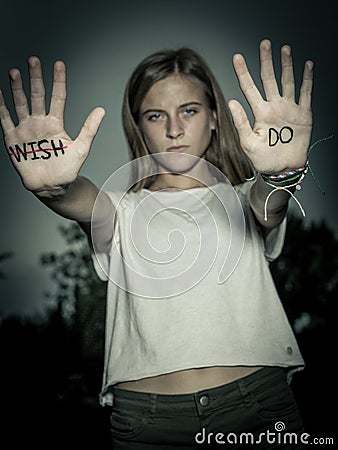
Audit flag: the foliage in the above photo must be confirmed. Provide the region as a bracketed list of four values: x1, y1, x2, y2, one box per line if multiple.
[40, 222, 106, 320]
[270, 212, 338, 331]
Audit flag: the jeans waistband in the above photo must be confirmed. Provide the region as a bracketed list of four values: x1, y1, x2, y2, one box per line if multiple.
[110, 367, 287, 414]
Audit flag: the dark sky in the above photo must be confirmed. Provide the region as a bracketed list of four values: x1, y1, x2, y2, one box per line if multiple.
[0, 0, 337, 319]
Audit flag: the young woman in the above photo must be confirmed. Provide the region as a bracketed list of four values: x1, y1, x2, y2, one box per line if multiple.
[0, 39, 313, 448]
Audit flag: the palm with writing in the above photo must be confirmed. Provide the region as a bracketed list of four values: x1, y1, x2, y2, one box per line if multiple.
[0, 57, 105, 194]
[229, 39, 313, 174]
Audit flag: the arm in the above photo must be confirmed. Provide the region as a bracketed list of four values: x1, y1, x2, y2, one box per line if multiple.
[229, 39, 313, 231]
[36, 176, 115, 248]
[35, 175, 107, 222]
[0, 56, 111, 239]
[249, 174, 291, 230]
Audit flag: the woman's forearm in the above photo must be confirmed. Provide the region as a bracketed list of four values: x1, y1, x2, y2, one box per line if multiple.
[34, 175, 104, 223]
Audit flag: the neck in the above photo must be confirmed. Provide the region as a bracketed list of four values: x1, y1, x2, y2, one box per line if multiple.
[149, 158, 216, 191]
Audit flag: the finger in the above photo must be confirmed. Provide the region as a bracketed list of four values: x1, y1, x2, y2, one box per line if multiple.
[233, 53, 263, 114]
[75, 107, 105, 154]
[228, 99, 252, 148]
[299, 60, 314, 109]
[0, 90, 15, 134]
[281, 45, 295, 99]
[29, 56, 46, 116]
[9, 68, 30, 121]
[49, 60, 66, 121]
[259, 39, 280, 100]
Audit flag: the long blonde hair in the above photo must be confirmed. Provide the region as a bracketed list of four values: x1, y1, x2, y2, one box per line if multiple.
[122, 47, 253, 189]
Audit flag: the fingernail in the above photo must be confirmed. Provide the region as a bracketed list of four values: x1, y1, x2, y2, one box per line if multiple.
[306, 60, 314, 70]
[283, 45, 291, 56]
[9, 69, 17, 80]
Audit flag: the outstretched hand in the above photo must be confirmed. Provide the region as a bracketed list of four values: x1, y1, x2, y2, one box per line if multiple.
[229, 39, 313, 174]
[0, 57, 105, 193]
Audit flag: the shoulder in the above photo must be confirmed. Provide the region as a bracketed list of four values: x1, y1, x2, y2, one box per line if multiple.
[103, 188, 148, 209]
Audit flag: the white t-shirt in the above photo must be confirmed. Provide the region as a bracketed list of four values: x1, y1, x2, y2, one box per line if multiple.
[92, 181, 304, 406]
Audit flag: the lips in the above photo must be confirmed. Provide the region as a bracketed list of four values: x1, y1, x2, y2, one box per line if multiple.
[166, 145, 189, 152]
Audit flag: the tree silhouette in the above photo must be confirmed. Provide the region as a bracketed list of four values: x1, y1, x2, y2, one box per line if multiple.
[1, 224, 110, 448]
[270, 213, 337, 439]
[40, 222, 107, 394]
[271, 214, 338, 329]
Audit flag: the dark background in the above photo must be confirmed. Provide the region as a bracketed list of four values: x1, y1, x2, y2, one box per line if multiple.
[0, 0, 337, 448]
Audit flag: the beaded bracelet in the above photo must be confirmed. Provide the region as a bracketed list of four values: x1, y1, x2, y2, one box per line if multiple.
[260, 160, 309, 185]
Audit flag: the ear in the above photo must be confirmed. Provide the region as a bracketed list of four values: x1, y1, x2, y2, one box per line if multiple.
[210, 110, 217, 130]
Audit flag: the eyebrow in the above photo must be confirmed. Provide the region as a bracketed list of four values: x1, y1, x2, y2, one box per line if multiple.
[141, 101, 203, 115]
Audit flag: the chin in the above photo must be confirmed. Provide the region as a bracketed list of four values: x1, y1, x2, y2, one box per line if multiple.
[151, 152, 203, 175]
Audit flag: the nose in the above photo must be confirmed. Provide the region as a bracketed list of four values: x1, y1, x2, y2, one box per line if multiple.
[166, 115, 184, 139]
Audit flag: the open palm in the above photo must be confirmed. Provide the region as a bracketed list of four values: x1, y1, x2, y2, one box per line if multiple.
[0, 57, 105, 193]
[229, 39, 313, 173]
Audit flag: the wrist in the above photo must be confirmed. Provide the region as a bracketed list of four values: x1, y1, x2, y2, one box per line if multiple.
[250, 175, 291, 208]
[259, 160, 309, 184]
[33, 183, 72, 199]
[253, 167, 308, 223]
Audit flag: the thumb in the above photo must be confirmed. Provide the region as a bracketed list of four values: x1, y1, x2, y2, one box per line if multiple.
[75, 107, 105, 151]
[228, 99, 252, 143]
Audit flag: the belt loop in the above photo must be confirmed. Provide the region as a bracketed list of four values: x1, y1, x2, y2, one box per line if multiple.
[149, 393, 157, 415]
[238, 379, 254, 407]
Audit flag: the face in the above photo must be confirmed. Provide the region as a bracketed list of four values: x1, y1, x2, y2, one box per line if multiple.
[138, 74, 217, 178]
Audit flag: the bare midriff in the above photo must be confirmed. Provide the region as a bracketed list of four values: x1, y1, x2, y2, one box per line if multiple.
[115, 366, 264, 394]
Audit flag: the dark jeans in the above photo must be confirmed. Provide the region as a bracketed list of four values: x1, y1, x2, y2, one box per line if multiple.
[108, 367, 305, 449]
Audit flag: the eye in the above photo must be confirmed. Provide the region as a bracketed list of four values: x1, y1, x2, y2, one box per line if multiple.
[147, 113, 163, 121]
[183, 108, 197, 116]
